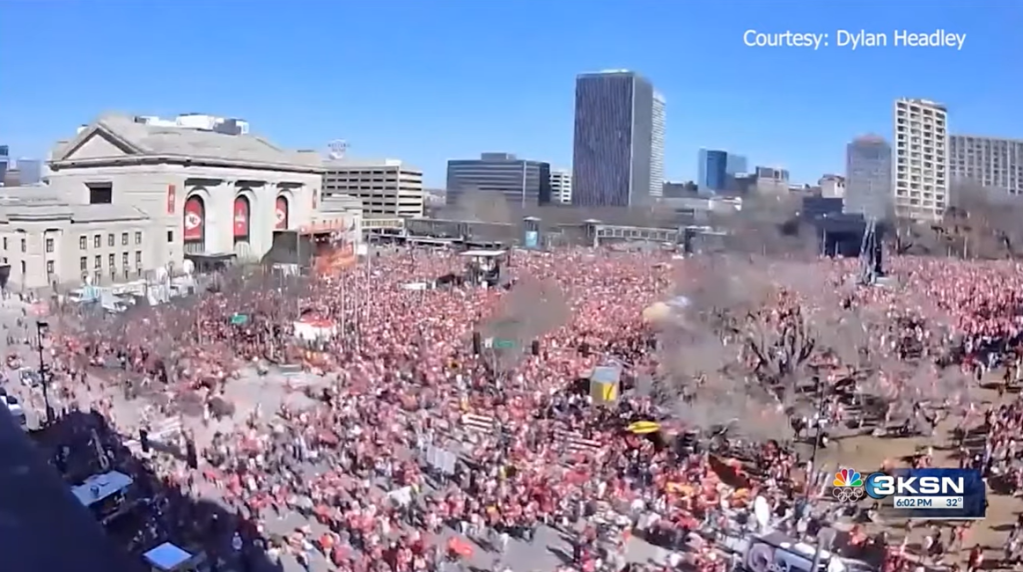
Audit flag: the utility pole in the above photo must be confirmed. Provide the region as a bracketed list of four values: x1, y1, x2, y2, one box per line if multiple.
[806, 376, 827, 499]
[36, 320, 53, 425]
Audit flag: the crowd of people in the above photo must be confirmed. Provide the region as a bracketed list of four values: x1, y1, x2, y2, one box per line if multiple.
[8, 244, 1023, 572]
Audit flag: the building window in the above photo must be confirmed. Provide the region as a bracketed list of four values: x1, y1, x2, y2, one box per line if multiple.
[110, 269, 117, 281]
[136, 268, 142, 278]
[167, 230, 174, 243]
[122, 252, 129, 268]
[94, 271, 102, 284]
[135, 251, 142, 266]
[93, 235, 101, 248]
[80, 257, 87, 271]
[123, 268, 130, 280]
[135, 231, 142, 245]
[20, 239, 26, 253]
[1, 237, 6, 250]
[107, 234, 114, 247]
[20, 261, 25, 275]
[45, 238, 54, 253]
[79, 236, 87, 250]
[46, 260, 54, 275]
[87, 183, 113, 205]
[108, 253, 115, 268]
[94, 255, 101, 269]
[121, 232, 128, 246]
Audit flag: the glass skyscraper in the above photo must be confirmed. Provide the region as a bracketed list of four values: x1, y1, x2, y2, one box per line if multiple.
[697, 149, 728, 192]
[16, 159, 42, 185]
[0, 146, 8, 187]
[845, 135, 892, 219]
[446, 153, 552, 207]
[571, 70, 663, 207]
[697, 149, 747, 193]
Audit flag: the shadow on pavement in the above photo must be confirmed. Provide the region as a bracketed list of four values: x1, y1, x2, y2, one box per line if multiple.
[24, 409, 285, 572]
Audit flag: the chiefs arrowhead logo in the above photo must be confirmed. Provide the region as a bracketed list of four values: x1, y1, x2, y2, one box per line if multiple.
[275, 207, 286, 223]
[184, 211, 202, 230]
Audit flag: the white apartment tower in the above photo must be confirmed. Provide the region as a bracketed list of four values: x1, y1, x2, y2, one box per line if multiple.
[949, 135, 1023, 196]
[650, 92, 666, 198]
[549, 169, 573, 204]
[893, 98, 948, 220]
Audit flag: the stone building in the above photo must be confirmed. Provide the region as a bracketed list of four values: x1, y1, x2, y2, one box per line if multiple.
[0, 114, 359, 291]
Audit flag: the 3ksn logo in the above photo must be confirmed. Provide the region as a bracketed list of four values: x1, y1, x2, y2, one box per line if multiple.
[863, 472, 966, 500]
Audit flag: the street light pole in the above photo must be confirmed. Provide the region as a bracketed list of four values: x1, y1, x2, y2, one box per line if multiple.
[36, 320, 53, 425]
[806, 376, 826, 498]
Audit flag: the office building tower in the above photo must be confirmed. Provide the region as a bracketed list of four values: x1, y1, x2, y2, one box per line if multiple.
[446, 153, 552, 207]
[323, 159, 425, 218]
[697, 149, 728, 192]
[0, 145, 8, 187]
[571, 70, 661, 207]
[726, 153, 748, 178]
[650, 93, 666, 198]
[15, 159, 42, 185]
[697, 150, 748, 194]
[845, 135, 892, 219]
[893, 98, 948, 220]
[549, 169, 573, 204]
[949, 134, 1023, 196]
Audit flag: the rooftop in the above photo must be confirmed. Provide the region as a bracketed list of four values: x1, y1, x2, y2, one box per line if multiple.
[52, 113, 323, 172]
[0, 186, 148, 223]
[0, 409, 144, 572]
[323, 158, 421, 171]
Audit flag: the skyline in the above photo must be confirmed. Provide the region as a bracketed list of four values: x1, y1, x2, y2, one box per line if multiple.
[0, 0, 1018, 187]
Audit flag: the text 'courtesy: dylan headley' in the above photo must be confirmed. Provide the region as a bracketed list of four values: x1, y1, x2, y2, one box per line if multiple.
[742, 29, 966, 51]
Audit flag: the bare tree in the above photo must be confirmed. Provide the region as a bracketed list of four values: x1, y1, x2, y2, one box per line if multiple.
[443, 190, 514, 224]
[481, 277, 570, 370]
[713, 193, 817, 258]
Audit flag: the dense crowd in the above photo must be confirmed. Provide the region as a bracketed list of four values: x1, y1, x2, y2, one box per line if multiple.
[8, 245, 1023, 572]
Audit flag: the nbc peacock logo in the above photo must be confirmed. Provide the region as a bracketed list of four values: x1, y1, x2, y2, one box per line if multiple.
[830, 468, 866, 502]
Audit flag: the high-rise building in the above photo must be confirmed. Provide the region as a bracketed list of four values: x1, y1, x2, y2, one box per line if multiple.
[571, 70, 661, 207]
[0, 145, 8, 187]
[323, 159, 425, 218]
[446, 153, 552, 207]
[845, 135, 892, 219]
[549, 169, 573, 204]
[949, 134, 1023, 196]
[726, 153, 748, 179]
[650, 93, 666, 198]
[893, 98, 948, 220]
[15, 159, 42, 185]
[697, 150, 747, 194]
[697, 149, 728, 192]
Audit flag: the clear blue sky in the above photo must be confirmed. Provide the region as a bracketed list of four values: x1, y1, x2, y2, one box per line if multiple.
[0, 0, 1018, 187]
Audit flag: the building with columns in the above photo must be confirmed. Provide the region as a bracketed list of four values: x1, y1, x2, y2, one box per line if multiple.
[0, 113, 359, 291]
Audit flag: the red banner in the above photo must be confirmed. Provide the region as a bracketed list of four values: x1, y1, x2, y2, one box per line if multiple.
[183, 197, 204, 241]
[166, 184, 176, 215]
[275, 196, 289, 230]
[233, 196, 250, 238]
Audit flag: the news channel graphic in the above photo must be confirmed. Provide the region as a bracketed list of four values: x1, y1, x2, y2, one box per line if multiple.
[831, 467, 986, 520]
